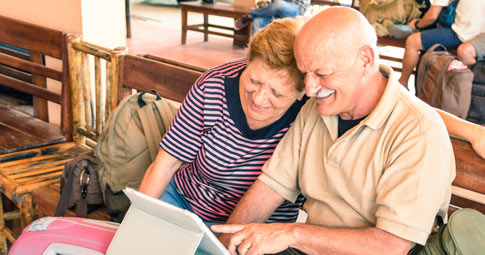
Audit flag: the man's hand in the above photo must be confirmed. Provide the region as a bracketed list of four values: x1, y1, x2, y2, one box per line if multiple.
[211, 223, 295, 255]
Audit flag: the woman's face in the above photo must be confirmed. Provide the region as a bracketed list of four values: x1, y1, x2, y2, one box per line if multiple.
[239, 58, 302, 130]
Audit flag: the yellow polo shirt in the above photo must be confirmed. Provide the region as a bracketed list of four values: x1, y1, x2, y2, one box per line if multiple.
[259, 65, 455, 245]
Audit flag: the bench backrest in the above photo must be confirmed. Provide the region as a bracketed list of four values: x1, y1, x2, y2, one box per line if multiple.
[450, 138, 485, 214]
[118, 54, 206, 104]
[0, 15, 72, 140]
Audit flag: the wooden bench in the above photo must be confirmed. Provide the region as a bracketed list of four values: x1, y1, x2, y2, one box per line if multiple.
[180, 2, 252, 47]
[0, 16, 74, 252]
[0, 17, 124, 250]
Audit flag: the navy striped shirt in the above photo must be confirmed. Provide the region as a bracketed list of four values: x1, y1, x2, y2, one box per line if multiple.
[161, 58, 306, 223]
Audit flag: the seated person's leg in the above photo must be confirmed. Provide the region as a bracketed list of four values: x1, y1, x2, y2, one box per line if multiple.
[399, 32, 424, 87]
[250, 0, 298, 18]
[457, 43, 477, 65]
[459, 33, 485, 65]
[399, 27, 462, 87]
[252, 16, 273, 35]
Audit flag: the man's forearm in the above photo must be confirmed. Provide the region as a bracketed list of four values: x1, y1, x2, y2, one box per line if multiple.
[290, 225, 413, 255]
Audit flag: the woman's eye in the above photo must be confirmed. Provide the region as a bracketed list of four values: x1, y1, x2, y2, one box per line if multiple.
[272, 90, 283, 97]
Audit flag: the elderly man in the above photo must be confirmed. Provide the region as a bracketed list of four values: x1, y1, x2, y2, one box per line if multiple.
[212, 7, 455, 255]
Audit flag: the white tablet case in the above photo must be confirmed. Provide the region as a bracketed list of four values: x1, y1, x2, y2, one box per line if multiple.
[106, 188, 229, 255]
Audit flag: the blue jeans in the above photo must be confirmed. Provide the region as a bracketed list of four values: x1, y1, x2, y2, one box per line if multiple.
[250, 0, 299, 34]
[160, 179, 220, 229]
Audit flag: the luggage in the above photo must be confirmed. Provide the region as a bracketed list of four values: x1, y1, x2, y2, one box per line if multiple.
[416, 44, 474, 119]
[55, 149, 104, 218]
[96, 90, 177, 222]
[9, 217, 119, 255]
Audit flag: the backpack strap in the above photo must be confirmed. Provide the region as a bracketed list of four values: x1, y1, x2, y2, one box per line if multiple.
[138, 102, 163, 162]
[154, 100, 177, 133]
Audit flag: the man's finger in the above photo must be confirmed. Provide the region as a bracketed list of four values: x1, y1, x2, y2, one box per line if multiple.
[211, 224, 246, 233]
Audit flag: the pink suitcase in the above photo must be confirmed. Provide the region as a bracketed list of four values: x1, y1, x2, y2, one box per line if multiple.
[9, 217, 119, 255]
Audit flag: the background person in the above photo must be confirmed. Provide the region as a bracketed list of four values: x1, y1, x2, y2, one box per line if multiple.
[234, 0, 311, 35]
[399, 0, 485, 88]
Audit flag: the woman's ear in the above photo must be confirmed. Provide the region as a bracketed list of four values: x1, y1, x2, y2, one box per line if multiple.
[297, 91, 305, 101]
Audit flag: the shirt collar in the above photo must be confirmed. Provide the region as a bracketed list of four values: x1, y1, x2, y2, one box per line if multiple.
[321, 64, 401, 141]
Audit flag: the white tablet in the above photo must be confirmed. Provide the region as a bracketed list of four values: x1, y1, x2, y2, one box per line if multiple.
[106, 187, 230, 255]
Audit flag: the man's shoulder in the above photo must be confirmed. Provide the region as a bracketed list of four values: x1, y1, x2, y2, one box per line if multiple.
[394, 89, 447, 135]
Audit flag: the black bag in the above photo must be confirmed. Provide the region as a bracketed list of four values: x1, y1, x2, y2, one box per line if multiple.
[467, 62, 485, 124]
[55, 149, 104, 217]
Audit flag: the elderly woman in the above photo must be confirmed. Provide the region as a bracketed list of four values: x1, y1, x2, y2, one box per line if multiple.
[139, 18, 307, 225]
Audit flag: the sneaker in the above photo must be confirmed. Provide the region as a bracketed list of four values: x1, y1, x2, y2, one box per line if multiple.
[387, 24, 414, 39]
[235, 14, 251, 31]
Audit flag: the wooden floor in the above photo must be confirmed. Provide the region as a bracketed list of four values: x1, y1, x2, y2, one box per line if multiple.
[127, 2, 247, 69]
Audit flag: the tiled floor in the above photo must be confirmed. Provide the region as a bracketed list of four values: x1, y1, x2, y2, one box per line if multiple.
[127, 2, 247, 69]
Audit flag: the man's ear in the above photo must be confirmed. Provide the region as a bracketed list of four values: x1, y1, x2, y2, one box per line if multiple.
[358, 45, 376, 77]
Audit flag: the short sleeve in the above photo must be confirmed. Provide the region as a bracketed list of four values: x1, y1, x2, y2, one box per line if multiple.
[161, 81, 206, 163]
[375, 118, 455, 245]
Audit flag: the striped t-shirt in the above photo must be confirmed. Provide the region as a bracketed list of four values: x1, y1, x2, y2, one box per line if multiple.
[161, 58, 306, 223]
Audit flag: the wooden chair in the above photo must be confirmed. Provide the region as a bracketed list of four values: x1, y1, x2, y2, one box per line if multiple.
[31, 36, 126, 220]
[0, 16, 124, 251]
[0, 16, 72, 252]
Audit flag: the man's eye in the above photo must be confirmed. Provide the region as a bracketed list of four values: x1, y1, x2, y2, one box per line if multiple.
[316, 73, 328, 79]
[251, 79, 262, 85]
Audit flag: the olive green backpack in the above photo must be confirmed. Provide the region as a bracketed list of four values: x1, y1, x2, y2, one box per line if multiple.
[410, 208, 485, 255]
[96, 90, 177, 222]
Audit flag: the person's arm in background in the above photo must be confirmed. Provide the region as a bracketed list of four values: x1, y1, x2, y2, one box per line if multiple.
[436, 108, 485, 159]
[409, 5, 443, 30]
[138, 149, 183, 198]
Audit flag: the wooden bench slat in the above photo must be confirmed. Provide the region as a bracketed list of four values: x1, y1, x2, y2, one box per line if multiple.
[0, 52, 63, 81]
[0, 74, 61, 104]
[0, 16, 64, 59]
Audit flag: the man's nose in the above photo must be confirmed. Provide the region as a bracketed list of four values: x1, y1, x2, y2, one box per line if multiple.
[305, 74, 320, 97]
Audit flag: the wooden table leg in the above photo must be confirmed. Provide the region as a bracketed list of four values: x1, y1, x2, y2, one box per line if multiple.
[181, 7, 188, 44]
[203, 14, 209, 42]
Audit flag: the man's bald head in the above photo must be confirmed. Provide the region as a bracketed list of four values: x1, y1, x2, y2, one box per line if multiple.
[295, 7, 377, 69]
